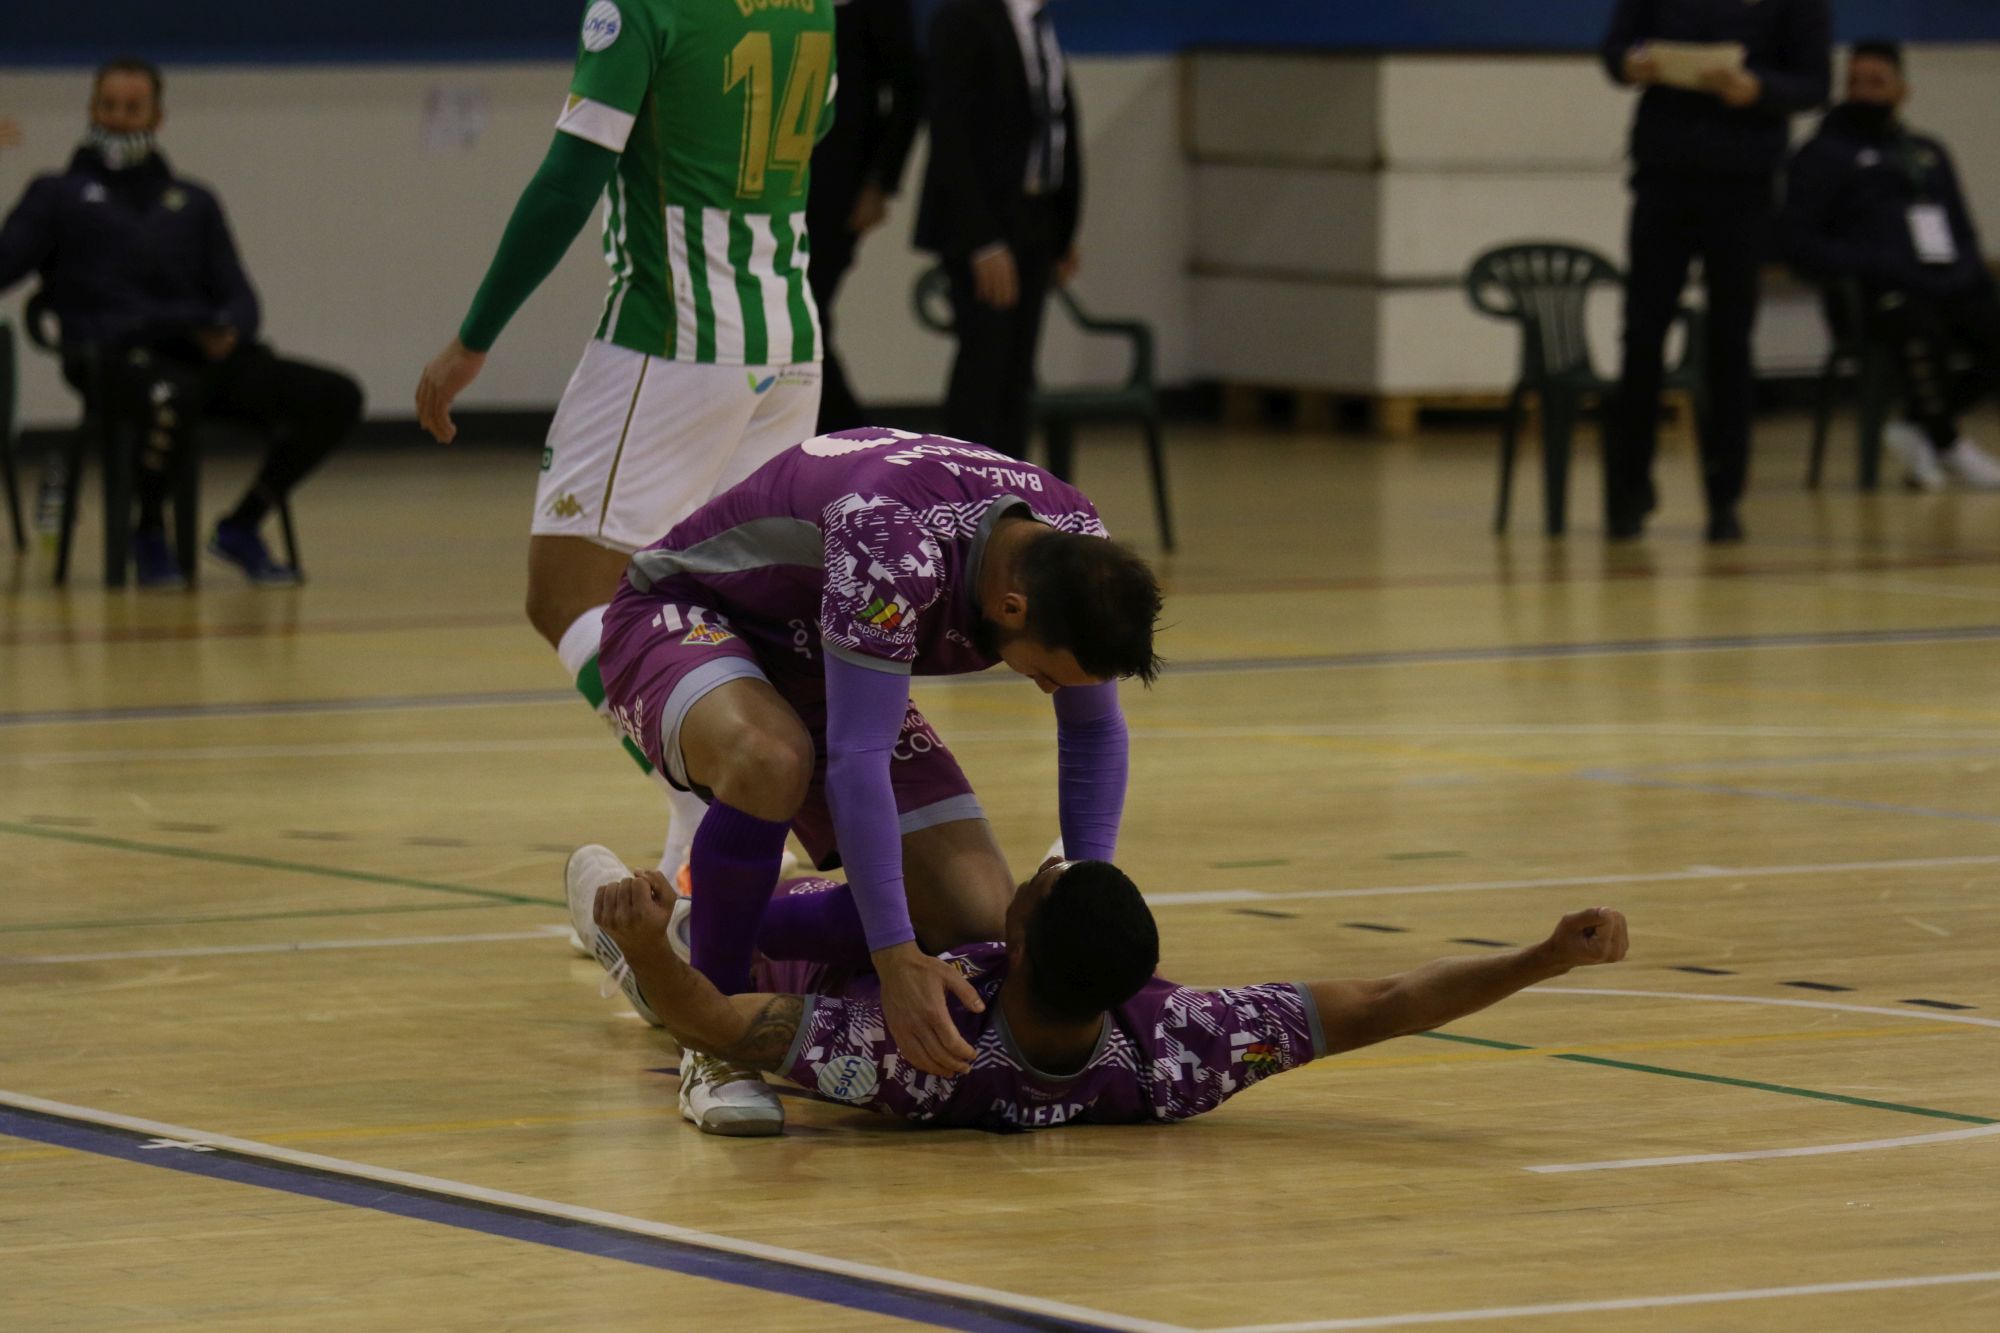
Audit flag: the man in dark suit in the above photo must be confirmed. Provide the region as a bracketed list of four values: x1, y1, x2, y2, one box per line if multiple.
[915, 0, 1082, 461]
[1601, 0, 1831, 543]
[809, 0, 923, 434]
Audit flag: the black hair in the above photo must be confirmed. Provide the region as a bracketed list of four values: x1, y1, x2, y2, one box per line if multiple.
[94, 56, 164, 102]
[1850, 39, 1904, 70]
[1023, 860, 1160, 1024]
[1017, 528, 1165, 685]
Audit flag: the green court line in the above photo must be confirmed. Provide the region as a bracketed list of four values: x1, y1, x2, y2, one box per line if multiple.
[0, 821, 563, 908]
[1388, 851, 1466, 861]
[0, 900, 520, 936]
[1413, 1029, 1994, 1125]
[1552, 1053, 1999, 1126]
[1210, 858, 1290, 869]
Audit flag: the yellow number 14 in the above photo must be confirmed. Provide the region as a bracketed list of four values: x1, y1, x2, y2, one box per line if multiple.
[725, 30, 832, 197]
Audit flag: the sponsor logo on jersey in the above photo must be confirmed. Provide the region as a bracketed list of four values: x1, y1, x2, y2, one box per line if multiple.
[545, 493, 585, 520]
[861, 595, 909, 629]
[817, 1054, 879, 1102]
[1242, 1042, 1282, 1076]
[682, 623, 736, 647]
[162, 188, 188, 211]
[540, 446, 554, 472]
[734, 0, 818, 16]
[582, 1, 622, 52]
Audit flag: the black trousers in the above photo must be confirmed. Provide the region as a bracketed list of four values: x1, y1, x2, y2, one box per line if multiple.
[807, 203, 865, 434]
[1869, 279, 2000, 449]
[70, 340, 361, 528]
[942, 204, 1056, 461]
[1610, 170, 1772, 522]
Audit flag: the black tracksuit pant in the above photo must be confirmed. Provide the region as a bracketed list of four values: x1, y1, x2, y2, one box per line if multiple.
[1610, 169, 1773, 524]
[941, 199, 1057, 462]
[70, 339, 360, 531]
[1870, 280, 2000, 450]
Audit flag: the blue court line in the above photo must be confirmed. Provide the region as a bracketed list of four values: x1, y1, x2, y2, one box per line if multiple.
[9, 622, 2000, 729]
[1575, 770, 2000, 828]
[0, 1104, 1126, 1333]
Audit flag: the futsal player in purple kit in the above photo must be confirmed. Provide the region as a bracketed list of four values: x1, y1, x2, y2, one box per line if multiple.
[573, 855, 1631, 1132]
[583, 427, 1162, 1135]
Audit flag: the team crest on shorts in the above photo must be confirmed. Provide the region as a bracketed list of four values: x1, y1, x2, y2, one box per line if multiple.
[682, 623, 735, 647]
[1241, 1042, 1282, 1076]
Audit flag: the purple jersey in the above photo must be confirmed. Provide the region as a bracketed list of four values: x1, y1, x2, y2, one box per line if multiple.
[625, 429, 1106, 682]
[765, 945, 1328, 1131]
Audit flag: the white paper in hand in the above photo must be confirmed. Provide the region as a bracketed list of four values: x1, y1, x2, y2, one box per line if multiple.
[1648, 41, 1747, 91]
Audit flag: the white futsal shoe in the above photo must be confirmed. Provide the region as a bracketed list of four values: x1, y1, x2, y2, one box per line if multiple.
[565, 844, 665, 1027]
[679, 1050, 785, 1137]
[1884, 422, 1947, 492]
[1943, 436, 2000, 489]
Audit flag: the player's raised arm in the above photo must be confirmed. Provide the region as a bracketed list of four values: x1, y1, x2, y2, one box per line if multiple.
[1309, 909, 1629, 1056]
[593, 872, 809, 1070]
[415, 1, 659, 442]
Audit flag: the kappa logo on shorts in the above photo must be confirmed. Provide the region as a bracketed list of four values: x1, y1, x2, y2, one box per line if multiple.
[545, 493, 585, 520]
[682, 623, 736, 647]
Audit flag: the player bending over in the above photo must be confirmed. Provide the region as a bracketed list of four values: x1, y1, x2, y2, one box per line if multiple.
[574, 851, 1630, 1133]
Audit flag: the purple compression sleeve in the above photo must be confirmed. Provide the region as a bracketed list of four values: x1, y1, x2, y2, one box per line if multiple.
[823, 652, 917, 952]
[1053, 681, 1128, 863]
[756, 877, 871, 966]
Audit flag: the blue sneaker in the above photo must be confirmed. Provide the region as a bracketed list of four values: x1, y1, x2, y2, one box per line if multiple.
[208, 519, 300, 585]
[130, 528, 186, 589]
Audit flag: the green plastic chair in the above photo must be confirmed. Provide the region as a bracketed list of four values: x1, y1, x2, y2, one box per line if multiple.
[914, 266, 1174, 550]
[1466, 241, 1707, 536]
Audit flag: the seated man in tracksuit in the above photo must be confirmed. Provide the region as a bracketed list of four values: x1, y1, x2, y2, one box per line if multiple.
[0, 57, 362, 584]
[1782, 40, 2000, 491]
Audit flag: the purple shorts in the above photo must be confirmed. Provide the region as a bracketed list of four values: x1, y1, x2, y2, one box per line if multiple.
[598, 587, 983, 870]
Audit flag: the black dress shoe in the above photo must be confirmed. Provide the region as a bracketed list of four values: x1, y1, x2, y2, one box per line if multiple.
[1704, 511, 1745, 544]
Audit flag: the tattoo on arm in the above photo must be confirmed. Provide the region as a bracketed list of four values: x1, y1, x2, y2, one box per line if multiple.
[721, 995, 807, 1072]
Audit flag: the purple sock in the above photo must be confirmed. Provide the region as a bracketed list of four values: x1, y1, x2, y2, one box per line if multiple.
[688, 802, 792, 995]
[756, 877, 872, 968]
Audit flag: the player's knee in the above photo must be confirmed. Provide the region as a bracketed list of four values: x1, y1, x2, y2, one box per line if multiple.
[706, 726, 813, 820]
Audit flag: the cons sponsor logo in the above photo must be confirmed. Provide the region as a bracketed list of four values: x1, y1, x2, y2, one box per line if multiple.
[817, 1054, 879, 1103]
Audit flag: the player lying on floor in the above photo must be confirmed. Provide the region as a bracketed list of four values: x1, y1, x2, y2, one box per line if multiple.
[573, 848, 1630, 1132]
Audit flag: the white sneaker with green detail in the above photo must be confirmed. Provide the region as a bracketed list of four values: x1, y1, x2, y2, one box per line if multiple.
[564, 844, 665, 1027]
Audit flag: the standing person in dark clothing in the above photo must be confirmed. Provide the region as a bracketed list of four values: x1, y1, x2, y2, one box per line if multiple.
[1601, 0, 1831, 543]
[915, 0, 1082, 461]
[0, 58, 361, 586]
[809, 0, 923, 434]
[1782, 40, 2000, 492]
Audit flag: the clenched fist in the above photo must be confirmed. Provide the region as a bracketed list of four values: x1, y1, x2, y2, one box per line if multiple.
[1539, 907, 1629, 971]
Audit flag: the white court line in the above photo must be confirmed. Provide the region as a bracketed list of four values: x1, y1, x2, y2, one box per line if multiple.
[1524, 986, 2000, 1031]
[0, 1090, 1188, 1333]
[1143, 852, 2000, 907]
[1, 926, 572, 966]
[1210, 1270, 2000, 1332]
[1528, 1121, 2000, 1173]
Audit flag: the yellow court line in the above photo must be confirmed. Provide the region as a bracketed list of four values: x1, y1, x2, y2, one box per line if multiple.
[1323, 1022, 1973, 1072]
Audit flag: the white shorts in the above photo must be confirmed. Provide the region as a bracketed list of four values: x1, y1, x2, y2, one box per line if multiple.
[532, 339, 822, 551]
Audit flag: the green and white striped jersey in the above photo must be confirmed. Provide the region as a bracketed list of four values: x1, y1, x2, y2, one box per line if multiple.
[557, 0, 834, 366]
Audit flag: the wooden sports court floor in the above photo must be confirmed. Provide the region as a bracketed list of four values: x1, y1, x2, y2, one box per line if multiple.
[4, 416, 1999, 1331]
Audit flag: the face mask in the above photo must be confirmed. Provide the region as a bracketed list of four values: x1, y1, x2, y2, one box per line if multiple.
[1843, 102, 1897, 135]
[85, 125, 156, 170]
